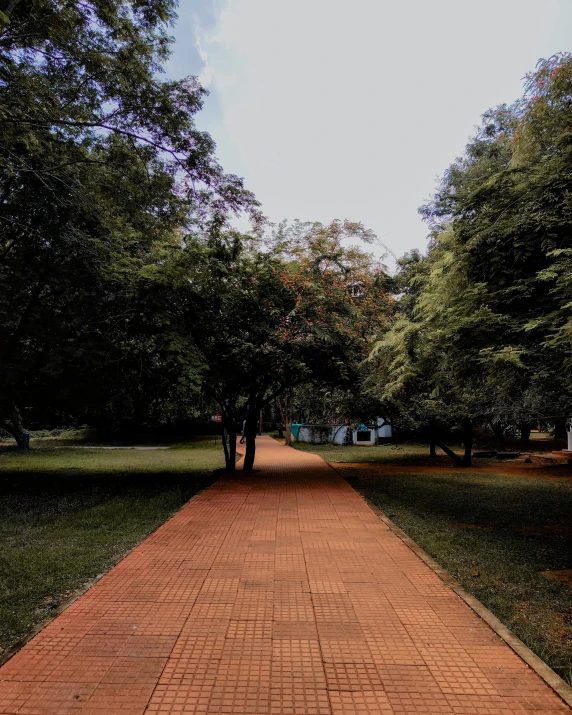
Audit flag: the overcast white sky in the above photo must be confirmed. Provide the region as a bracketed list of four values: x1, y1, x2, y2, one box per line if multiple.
[166, 1, 571, 264]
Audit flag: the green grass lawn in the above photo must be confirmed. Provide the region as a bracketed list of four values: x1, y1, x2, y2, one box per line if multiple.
[0, 439, 225, 657]
[294, 438, 568, 466]
[297, 443, 572, 686]
[293, 440, 443, 465]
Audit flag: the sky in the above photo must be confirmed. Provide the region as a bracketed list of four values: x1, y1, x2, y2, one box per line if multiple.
[166, 0, 572, 265]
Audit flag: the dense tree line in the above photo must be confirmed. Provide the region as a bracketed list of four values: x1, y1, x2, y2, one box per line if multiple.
[2, 3, 570, 469]
[0, 0, 259, 445]
[369, 54, 572, 463]
[0, 1, 392, 470]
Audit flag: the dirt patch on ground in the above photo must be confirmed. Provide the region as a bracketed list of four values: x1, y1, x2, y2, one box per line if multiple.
[541, 570, 572, 589]
[332, 460, 572, 483]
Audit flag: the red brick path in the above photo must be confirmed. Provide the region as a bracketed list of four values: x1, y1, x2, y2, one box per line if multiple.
[0, 437, 569, 714]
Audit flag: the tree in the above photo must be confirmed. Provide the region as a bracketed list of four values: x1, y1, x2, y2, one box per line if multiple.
[369, 237, 484, 465]
[371, 54, 572, 461]
[258, 220, 392, 465]
[0, 0, 259, 445]
[145, 220, 393, 471]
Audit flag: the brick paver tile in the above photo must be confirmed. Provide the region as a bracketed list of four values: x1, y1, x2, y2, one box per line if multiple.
[146, 683, 213, 714]
[271, 640, 326, 689]
[68, 634, 133, 658]
[1, 436, 570, 714]
[503, 695, 572, 712]
[386, 690, 455, 714]
[269, 687, 330, 714]
[0, 681, 98, 714]
[329, 690, 395, 714]
[444, 693, 522, 713]
[81, 683, 155, 714]
[101, 656, 167, 684]
[324, 662, 385, 690]
[273, 621, 319, 640]
[206, 683, 270, 714]
[121, 635, 178, 658]
[377, 664, 443, 694]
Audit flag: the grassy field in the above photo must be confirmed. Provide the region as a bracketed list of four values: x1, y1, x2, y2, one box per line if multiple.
[293, 440, 436, 465]
[296, 442, 572, 686]
[0, 439, 225, 657]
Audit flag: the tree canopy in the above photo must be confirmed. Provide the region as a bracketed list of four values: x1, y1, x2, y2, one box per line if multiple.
[142, 220, 393, 470]
[2, 4, 571, 474]
[0, 0, 259, 445]
[370, 53, 572, 460]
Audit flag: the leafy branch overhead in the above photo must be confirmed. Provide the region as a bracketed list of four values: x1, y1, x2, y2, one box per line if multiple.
[0, 0, 260, 223]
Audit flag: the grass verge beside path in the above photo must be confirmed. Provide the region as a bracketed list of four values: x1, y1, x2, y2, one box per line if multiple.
[294, 441, 435, 465]
[0, 439, 224, 658]
[296, 443, 572, 687]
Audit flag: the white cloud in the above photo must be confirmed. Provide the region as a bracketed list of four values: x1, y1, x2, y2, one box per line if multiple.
[194, 34, 212, 87]
[173, 0, 572, 264]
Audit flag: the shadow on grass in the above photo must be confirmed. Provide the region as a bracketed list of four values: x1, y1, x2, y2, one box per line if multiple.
[346, 468, 572, 686]
[358, 471, 572, 529]
[293, 440, 460, 466]
[0, 445, 222, 658]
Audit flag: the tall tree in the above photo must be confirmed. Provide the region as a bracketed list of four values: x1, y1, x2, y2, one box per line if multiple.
[147, 220, 393, 471]
[371, 54, 572, 459]
[0, 0, 259, 445]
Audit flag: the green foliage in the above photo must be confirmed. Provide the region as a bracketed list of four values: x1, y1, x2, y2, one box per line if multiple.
[371, 54, 572, 441]
[282, 383, 384, 426]
[0, 0, 259, 437]
[142, 220, 393, 468]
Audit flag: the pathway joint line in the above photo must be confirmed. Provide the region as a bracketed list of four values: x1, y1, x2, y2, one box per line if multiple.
[360, 491, 572, 709]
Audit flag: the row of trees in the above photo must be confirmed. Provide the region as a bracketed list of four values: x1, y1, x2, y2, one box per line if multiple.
[0, 0, 257, 446]
[3, 2, 570, 469]
[261, 53, 572, 464]
[0, 1, 393, 469]
[367, 53, 572, 464]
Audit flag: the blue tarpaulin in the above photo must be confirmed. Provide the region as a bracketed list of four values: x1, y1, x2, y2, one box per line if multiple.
[291, 423, 304, 440]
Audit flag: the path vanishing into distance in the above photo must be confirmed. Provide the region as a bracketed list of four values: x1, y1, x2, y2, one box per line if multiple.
[0, 436, 569, 714]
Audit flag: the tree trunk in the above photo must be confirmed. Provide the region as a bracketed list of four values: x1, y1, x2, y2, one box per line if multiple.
[435, 440, 464, 466]
[429, 426, 437, 457]
[461, 419, 473, 466]
[276, 400, 284, 438]
[227, 421, 237, 471]
[519, 422, 532, 446]
[489, 420, 506, 451]
[221, 412, 237, 472]
[278, 392, 293, 446]
[243, 403, 259, 472]
[0, 401, 28, 449]
[284, 415, 293, 446]
[553, 416, 567, 439]
[221, 424, 230, 469]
